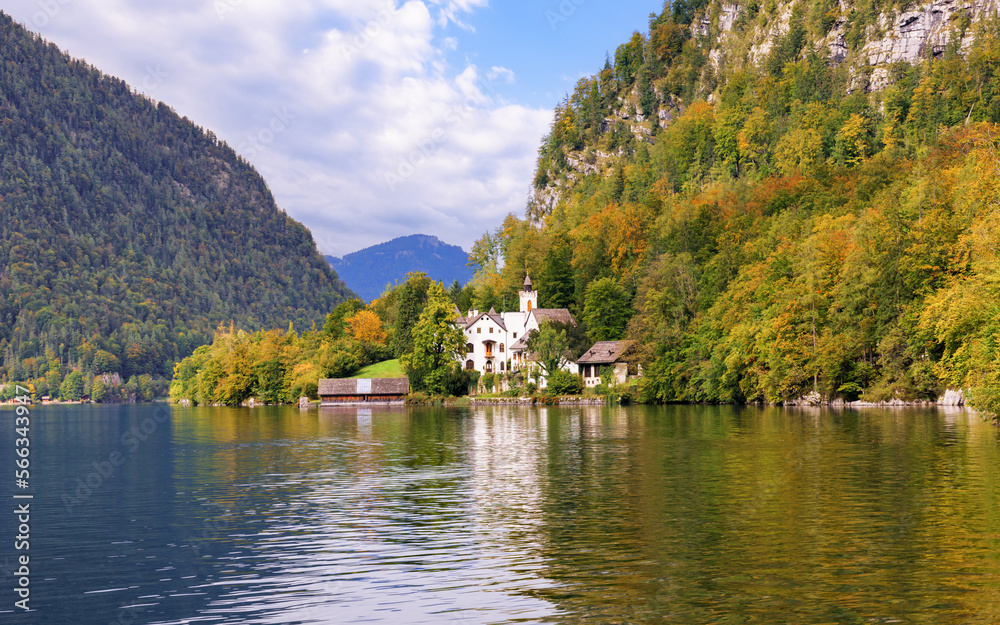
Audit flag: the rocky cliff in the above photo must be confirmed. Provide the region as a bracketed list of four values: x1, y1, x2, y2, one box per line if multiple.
[528, 0, 1000, 215]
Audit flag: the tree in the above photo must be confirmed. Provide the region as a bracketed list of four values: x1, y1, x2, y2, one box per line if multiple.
[60, 370, 85, 401]
[546, 369, 584, 395]
[255, 329, 293, 404]
[93, 350, 121, 374]
[320, 340, 362, 378]
[401, 282, 467, 394]
[389, 272, 433, 356]
[323, 298, 365, 339]
[835, 112, 872, 166]
[91, 377, 107, 403]
[526, 323, 571, 377]
[583, 278, 631, 341]
[538, 236, 576, 310]
[346, 310, 387, 345]
[218, 332, 255, 406]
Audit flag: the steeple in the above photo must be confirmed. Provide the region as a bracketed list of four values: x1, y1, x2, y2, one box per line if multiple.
[519, 272, 538, 313]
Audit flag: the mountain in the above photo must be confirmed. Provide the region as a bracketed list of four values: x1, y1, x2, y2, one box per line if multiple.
[0, 12, 354, 390]
[465, 0, 1000, 415]
[326, 234, 473, 302]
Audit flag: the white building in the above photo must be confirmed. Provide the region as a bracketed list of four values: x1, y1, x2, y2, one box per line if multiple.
[456, 275, 578, 378]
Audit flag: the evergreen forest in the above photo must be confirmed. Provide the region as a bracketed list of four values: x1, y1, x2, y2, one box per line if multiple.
[0, 12, 354, 400]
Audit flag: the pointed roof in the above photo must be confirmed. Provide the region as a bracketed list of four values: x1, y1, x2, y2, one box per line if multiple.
[576, 340, 635, 365]
[509, 335, 530, 351]
[463, 308, 507, 331]
[528, 308, 578, 327]
[523, 273, 533, 290]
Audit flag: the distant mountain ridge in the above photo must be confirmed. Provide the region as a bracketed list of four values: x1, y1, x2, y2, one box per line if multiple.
[326, 235, 473, 301]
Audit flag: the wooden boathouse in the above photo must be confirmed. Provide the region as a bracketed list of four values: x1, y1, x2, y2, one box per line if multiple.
[318, 378, 410, 405]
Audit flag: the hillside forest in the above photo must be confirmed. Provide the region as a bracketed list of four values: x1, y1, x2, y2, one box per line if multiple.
[457, 0, 1000, 415]
[0, 12, 354, 400]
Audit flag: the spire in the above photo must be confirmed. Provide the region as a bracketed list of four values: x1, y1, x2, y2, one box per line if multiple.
[523, 273, 533, 290]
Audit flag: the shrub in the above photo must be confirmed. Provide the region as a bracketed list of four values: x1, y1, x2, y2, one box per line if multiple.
[546, 370, 584, 396]
[838, 382, 862, 402]
[481, 372, 496, 393]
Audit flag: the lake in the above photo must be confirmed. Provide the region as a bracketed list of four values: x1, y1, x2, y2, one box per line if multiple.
[1, 403, 999, 624]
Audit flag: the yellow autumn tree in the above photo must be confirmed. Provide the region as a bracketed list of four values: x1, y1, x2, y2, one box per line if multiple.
[346, 309, 387, 345]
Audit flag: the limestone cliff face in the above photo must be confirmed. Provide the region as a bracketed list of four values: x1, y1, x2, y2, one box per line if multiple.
[855, 0, 1000, 88]
[715, 0, 1000, 90]
[528, 0, 1000, 216]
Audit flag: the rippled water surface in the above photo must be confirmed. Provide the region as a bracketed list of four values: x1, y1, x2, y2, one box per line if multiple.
[2, 403, 1000, 624]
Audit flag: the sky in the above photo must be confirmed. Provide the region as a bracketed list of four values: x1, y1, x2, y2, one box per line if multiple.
[3, 0, 663, 256]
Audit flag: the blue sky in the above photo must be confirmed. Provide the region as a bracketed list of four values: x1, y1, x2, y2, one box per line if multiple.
[3, 0, 663, 256]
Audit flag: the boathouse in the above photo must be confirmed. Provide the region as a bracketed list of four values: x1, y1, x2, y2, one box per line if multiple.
[318, 378, 410, 405]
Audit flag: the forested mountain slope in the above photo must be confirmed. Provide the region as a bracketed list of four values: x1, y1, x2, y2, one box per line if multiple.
[467, 0, 1000, 413]
[0, 12, 354, 391]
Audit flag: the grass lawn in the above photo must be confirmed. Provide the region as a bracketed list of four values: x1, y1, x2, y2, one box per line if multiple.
[350, 359, 405, 379]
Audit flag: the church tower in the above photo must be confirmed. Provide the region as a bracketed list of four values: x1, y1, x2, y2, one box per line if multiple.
[519, 273, 538, 313]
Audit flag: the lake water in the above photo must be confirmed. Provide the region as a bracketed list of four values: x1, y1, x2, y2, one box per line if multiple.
[1, 403, 999, 624]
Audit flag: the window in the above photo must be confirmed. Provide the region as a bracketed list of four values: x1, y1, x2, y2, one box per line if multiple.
[513, 333, 517, 339]
[466, 343, 474, 354]
[485, 361, 493, 373]
[500, 361, 505, 372]
[465, 360, 474, 370]
[499, 343, 505, 353]
[477, 327, 481, 334]
[489, 327, 493, 333]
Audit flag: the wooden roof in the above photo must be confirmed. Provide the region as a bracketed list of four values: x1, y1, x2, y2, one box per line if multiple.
[318, 378, 410, 396]
[576, 340, 635, 365]
[530, 308, 578, 326]
[509, 335, 530, 351]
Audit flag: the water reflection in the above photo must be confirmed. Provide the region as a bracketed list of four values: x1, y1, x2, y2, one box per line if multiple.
[1, 404, 999, 624]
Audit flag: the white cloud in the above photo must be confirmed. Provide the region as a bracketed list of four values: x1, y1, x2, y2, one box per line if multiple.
[486, 66, 516, 84]
[2, 0, 551, 256]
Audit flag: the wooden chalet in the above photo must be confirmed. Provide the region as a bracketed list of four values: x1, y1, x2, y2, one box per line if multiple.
[577, 340, 638, 387]
[318, 378, 410, 405]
